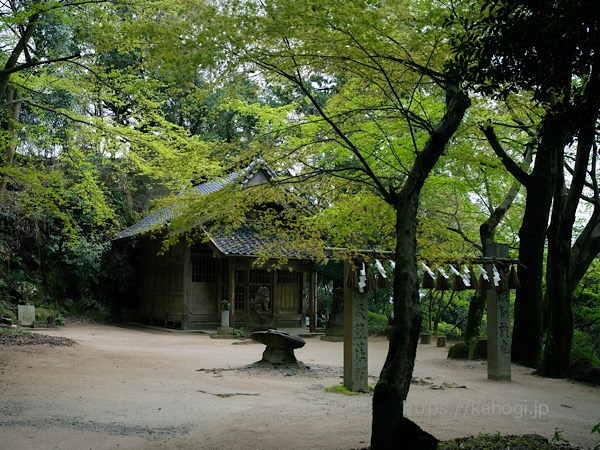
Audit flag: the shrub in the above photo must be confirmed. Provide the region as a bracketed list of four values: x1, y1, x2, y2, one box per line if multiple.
[437, 321, 462, 339]
[571, 329, 600, 367]
[35, 307, 54, 322]
[469, 338, 487, 360]
[368, 311, 389, 336]
[447, 342, 469, 359]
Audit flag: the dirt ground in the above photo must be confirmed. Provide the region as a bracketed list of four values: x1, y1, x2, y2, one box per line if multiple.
[0, 324, 598, 450]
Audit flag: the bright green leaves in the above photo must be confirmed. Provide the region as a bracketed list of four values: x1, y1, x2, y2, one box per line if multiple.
[314, 186, 396, 252]
[133, 0, 471, 257]
[0, 0, 228, 248]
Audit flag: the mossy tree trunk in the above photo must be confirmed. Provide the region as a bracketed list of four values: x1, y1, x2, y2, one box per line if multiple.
[538, 90, 598, 376]
[510, 177, 552, 368]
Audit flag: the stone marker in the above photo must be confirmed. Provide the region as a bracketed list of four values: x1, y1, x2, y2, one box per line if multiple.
[344, 282, 369, 392]
[17, 305, 35, 327]
[486, 242, 511, 381]
[251, 329, 305, 364]
[221, 310, 230, 328]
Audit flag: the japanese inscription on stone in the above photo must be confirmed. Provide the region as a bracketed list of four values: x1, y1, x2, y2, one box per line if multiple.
[485, 242, 512, 381]
[344, 286, 369, 392]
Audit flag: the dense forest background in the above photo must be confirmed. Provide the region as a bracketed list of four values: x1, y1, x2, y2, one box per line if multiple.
[1, 0, 599, 444]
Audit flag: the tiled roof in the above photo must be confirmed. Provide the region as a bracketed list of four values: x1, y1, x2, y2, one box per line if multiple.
[117, 208, 174, 240]
[115, 161, 321, 259]
[116, 161, 276, 240]
[208, 222, 314, 259]
[116, 176, 234, 240]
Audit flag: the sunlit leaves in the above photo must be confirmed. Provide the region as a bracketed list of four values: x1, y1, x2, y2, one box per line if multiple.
[132, 0, 471, 259]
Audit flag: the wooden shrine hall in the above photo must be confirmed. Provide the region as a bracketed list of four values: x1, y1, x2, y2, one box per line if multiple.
[115, 162, 319, 330]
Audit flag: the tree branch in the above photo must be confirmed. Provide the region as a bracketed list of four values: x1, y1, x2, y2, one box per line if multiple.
[254, 59, 393, 203]
[0, 2, 40, 100]
[480, 121, 531, 187]
[447, 226, 482, 252]
[0, 53, 81, 77]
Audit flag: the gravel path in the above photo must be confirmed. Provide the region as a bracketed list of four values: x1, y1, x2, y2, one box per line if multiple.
[1, 324, 598, 449]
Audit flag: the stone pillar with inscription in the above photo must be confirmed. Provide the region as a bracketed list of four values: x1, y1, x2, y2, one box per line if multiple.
[486, 243, 511, 381]
[343, 261, 369, 392]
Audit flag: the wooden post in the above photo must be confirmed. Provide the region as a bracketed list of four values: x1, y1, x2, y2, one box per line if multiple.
[343, 260, 369, 392]
[309, 270, 317, 332]
[486, 243, 511, 381]
[182, 246, 191, 329]
[228, 260, 235, 329]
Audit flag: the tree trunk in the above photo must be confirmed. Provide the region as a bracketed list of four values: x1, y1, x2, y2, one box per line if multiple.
[371, 196, 437, 449]
[539, 225, 574, 377]
[1, 86, 22, 191]
[510, 117, 557, 368]
[538, 103, 597, 377]
[569, 207, 600, 292]
[538, 159, 573, 378]
[510, 179, 551, 368]
[464, 290, 486, 341]
[0, 4, 41, 103]
[464, 224, 494, 342]
[370, 80, 469, 449]
[465, 131, 531, 343]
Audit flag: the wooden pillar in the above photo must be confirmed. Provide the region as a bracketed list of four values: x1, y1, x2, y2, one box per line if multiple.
[486, 243, 511, 381]
[182, 246, 191, 329]
[228, 259, 235, 328]
[343, 260, 369, 392]
[301, 272, 308, 323]
[309, 269, 317, 332]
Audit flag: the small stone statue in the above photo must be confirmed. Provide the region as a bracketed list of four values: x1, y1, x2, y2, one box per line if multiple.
[244, 286, 274, 336]
[250, 286, 270, 313]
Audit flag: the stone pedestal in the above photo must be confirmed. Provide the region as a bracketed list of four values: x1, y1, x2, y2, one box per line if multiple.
[486, 243, 511, 381]
[261, 347, 297, 364]
[252, 330, 306, 365]
[436, 336, 446, 347]
[343, 286, 369, 392]
[211, 326, 236, 339]
[17, 305, 35, 327]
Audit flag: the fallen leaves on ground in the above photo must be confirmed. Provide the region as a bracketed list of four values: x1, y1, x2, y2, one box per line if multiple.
[0, 328, 76, 346]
